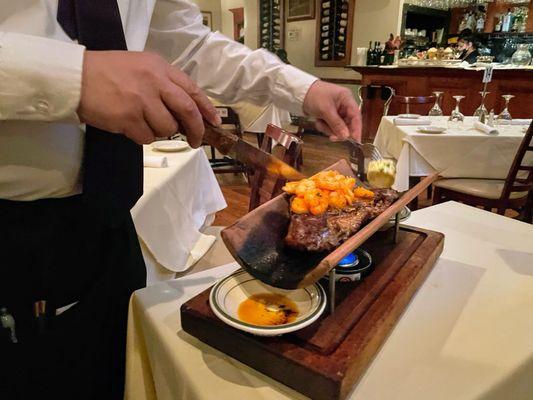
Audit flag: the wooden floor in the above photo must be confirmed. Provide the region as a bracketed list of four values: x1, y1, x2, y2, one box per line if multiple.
[211, 132, 434, 226]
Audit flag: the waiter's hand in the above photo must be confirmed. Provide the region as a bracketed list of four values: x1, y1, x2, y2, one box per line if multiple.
[302, 80, 361, 142]
[77, 51, 221, 147]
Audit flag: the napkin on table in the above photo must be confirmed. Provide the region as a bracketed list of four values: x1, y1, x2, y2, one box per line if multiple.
[510, 119, 532, 126]
[474, 121, 499, 135]
[144, 155, 168, 168]
[394, 118, 432, 126]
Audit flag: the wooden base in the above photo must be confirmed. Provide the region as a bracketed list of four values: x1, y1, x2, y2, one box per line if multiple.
[181, 226, 444, 400]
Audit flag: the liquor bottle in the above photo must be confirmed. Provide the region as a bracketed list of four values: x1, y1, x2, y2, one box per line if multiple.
[502, 9, 512, 32]
[495, 15, 502, 32]
[476, 11, 485, 33]
[366, 41, 373, 65]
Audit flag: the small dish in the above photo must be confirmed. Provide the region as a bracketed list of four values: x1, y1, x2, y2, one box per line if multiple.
[151, 140, 189, 152]
[417, 126, 446, 134]
[210, 270, 326, 336]
[398, 114, 421, 119]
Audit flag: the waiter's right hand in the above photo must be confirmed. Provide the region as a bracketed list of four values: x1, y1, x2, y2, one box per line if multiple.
[77, 51, 221, 147]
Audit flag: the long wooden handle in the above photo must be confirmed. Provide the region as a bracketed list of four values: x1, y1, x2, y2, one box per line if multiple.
[298, 173, 439, 287]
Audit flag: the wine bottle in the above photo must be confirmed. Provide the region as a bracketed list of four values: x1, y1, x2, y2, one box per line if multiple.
[366, 41, 373, 65]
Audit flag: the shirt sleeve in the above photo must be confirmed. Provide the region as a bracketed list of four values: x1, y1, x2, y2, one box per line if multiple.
[145, 0, 318, 116]
[0, 32, 84, 122]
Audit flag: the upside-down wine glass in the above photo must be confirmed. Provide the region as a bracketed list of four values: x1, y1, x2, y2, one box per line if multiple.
[496, 94, 515, 125]
[448, 95, 465, 129]
[428, 91, 444, 116]
[474, 91, 490, 120]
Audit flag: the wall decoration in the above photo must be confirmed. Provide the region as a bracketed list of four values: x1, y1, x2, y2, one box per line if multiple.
[258, 0, 285, 52]
[287, 0, 316, 21]
[201, 11, 213, 30]
[315, 0, 355, 67]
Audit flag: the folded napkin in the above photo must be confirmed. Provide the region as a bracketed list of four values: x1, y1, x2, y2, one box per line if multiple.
[394, 118, 432, 126]
[510, 119, 532, 126]
[474, 121, 499, 135]
[144, 155, 168, 168]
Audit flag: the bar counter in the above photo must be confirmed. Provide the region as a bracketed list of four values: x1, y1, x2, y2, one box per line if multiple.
[349, 65, 533, 140]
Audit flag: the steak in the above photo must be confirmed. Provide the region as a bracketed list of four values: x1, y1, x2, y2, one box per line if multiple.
[284, 188, 399, 252]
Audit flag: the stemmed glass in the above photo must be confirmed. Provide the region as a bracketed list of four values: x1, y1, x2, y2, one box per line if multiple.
[474, 91, 490, 120]
[428, 91, 444, 116]
[497, 94, 514, 125]
[448, 95, 465, 129]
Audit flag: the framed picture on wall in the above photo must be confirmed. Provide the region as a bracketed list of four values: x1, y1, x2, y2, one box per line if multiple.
[287, 0, 315, 22]
[201, 11, 213, 30]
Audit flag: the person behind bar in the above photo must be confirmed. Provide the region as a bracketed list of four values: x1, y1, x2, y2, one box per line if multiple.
[458, 29, 480, 64]
[0, 1, 361, 399]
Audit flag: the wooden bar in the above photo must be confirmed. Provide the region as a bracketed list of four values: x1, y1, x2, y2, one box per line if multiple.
[350, 66, 533, 141]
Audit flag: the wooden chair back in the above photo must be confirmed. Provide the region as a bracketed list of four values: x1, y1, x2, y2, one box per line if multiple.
[208, 106, 247, 174]
[357, 85, 395, 141]
[392, 95, 436, 115]
[249, 123, 303, 211]
[216, 106, 242, 136]
[500, 121, 533, 207]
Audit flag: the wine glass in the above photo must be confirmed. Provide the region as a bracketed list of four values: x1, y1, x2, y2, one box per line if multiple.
[448, 95, 465, 129]
[428, 91, 444, 116]
[474, 91, 490, 120]
[496, 94, 515, 125]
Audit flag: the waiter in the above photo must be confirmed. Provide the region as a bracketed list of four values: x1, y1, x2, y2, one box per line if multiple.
[0, 1, 361, 399]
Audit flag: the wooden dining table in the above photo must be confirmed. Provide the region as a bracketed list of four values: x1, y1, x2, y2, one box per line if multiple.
[124, 201, 533, 400]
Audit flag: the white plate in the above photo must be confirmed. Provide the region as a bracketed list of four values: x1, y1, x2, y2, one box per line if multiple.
[417, 126, 447, 134]
[210, 270, 326, 336]
[151, 140, 189, 152]
[398, 114, 421, 119]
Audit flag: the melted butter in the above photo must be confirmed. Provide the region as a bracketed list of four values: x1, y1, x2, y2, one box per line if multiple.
[367, 159, 396, 188]
[238, 293, 299, 326]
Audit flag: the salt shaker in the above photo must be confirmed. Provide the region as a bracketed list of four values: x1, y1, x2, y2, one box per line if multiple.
[487, 109, 495, 127]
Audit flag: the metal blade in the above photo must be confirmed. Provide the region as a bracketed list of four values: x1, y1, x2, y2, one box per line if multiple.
[203, 123, 305, 181]
[232, 140, 306, 181]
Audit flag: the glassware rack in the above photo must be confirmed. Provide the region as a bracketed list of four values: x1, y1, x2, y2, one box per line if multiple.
[315, 0, 355, 67]
[258, 0, 285, 52]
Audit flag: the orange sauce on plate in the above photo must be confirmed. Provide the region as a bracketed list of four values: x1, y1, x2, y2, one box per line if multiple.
[238, 293, 299, 326]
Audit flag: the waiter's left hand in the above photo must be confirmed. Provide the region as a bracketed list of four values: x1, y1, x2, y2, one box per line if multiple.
[303, 80, 362, 142]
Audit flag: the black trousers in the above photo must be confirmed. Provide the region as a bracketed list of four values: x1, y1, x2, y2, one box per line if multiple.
[0, 196, 146, 400]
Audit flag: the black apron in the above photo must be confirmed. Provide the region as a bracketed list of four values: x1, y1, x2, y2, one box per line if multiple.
[1, 1, 146, 398]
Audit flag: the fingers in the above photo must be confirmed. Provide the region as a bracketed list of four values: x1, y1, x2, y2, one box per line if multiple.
[160, 83, 204, 148]
[124, 118, 156, 145]
[167, 66, 221, 126]
[341, 96, 362, 141]
[315, 119, 344, 142]
[144, 101, 179, 138]
[318, 101, 350, 140]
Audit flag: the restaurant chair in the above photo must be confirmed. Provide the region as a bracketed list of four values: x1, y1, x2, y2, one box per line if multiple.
[249, 123, 304, 211]
[433, 122, 533, 223]
[205, 106, 248, 175]
[391, 95, 436, 115]
[187, 124, 304, 275]
[357, 85, 395, 118]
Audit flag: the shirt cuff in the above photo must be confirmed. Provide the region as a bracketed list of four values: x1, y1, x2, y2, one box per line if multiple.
[273, 64, 318, 116]
[0, 32, 85, 122]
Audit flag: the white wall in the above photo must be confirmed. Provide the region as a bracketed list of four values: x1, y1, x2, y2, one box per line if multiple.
[191, 0, 222, 32]
[219, 0, 258, 49]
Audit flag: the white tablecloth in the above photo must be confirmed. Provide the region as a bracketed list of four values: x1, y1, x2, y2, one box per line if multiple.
[131, 146, 226, 284]
[125, 201, 533, 400]
[374, 116, 530, 191]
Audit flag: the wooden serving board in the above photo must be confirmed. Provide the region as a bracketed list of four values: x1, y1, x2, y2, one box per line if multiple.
[221, 158, 438, 289]
[181, 225, 444, 400]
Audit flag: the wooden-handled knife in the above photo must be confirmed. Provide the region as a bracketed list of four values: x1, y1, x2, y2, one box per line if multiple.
[203, 123, 306, 181]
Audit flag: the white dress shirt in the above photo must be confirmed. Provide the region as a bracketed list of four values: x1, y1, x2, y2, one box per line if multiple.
[0, 0, 317, 201]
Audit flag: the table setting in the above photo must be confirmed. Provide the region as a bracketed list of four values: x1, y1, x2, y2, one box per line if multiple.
[373, 94, 532, 192]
